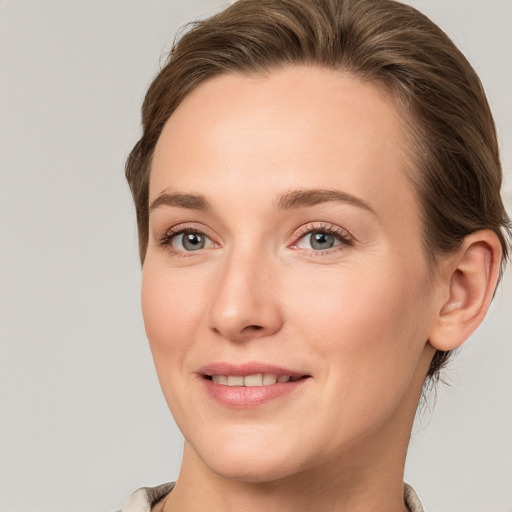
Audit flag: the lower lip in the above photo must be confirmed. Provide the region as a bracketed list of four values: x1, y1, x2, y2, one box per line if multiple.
[201, 377, 309, 408]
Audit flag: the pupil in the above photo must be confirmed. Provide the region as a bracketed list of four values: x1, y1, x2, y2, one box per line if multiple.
[310, 232, 334, 250]
[183, 232, 205, 251]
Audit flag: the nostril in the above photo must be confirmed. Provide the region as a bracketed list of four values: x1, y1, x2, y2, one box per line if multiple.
[247, 325, 263, 330]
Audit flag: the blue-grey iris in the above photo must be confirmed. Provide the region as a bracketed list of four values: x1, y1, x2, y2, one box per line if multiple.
[182, 232, 206, 251]
[310, 232, 335, 250]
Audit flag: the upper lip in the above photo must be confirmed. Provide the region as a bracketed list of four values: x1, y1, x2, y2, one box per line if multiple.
[197, 362, 309, 377]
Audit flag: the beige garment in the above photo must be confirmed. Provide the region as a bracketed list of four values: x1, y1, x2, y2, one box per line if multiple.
[118, 481, 425, 512]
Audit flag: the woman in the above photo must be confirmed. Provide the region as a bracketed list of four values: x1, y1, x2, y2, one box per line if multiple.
[119, 0, 510, 510]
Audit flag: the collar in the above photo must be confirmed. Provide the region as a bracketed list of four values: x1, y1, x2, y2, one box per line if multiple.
[119, 481, 425, 512]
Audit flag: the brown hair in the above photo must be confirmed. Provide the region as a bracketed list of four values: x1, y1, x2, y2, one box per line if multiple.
[125, 0, 511, 380]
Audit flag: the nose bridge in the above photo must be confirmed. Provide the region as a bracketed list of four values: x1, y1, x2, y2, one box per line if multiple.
[208, 243, 282, 341]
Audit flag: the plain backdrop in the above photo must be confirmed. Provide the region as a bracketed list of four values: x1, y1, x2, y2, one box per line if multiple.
[0, 1, 511, 511]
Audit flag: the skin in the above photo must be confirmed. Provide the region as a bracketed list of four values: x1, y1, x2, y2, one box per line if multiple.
[141, 67, 499, 512]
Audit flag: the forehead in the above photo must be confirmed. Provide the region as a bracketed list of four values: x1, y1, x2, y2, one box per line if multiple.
[150, 66, 417, 228]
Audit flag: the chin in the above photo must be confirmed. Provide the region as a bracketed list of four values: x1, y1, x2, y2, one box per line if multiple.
[207, 454, 298, 484]
[191, 431, 306, 484]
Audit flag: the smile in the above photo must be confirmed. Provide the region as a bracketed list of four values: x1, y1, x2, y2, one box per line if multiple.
[199, 363, 311, 407]
[208, 374, 304, 386]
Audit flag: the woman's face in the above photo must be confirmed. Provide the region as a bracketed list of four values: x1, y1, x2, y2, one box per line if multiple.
[142, 67, 438, 482]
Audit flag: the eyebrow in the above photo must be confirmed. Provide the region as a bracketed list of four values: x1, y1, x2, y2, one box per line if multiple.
[149, 192, 210, 212]
[148, 188, 375, 215]
[275, 189, 375, 214]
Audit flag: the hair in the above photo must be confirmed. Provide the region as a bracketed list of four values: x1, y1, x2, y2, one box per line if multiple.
[125, 0, 511, 381]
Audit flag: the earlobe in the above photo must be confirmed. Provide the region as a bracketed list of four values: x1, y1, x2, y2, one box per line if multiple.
[429, 230, 502, 352]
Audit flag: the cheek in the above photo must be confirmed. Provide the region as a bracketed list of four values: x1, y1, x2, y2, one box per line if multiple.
[289, 261, 427, 341]
[141, 263, 215, 432]
[286, 259, 431, 394]
[284, 261, 432, 446]
[141, 263, 207, 375]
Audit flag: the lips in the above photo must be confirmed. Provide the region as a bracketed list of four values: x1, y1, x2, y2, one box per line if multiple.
[198, 362, 311, 407]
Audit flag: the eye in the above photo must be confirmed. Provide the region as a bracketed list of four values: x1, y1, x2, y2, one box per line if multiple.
[172, 231, 211, 251]
[297, 231, 340, 250]
[292, 223, 353, 252]
[158, 226, 216, 254]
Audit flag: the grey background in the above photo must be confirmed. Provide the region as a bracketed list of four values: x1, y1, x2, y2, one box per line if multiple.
[0, 1, 510, 511]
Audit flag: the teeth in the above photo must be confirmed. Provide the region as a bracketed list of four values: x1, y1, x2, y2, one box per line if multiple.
[227, 375, 244, 386]
[263, 373, 278, 385]
[210, 373, 300, 386]
[244, 374, 263, 386]
[212, 375, 228, 384]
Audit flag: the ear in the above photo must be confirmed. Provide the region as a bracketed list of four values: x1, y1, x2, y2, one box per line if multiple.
[428, 230, 502, 352]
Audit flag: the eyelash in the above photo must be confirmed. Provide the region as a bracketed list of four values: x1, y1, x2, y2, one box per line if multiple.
[291, 223, 353, 255]
[158, 223, 215, 257]
[158, 222, 353, 256]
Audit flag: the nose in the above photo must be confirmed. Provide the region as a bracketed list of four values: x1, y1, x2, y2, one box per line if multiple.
[207, 250, 283, 343]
